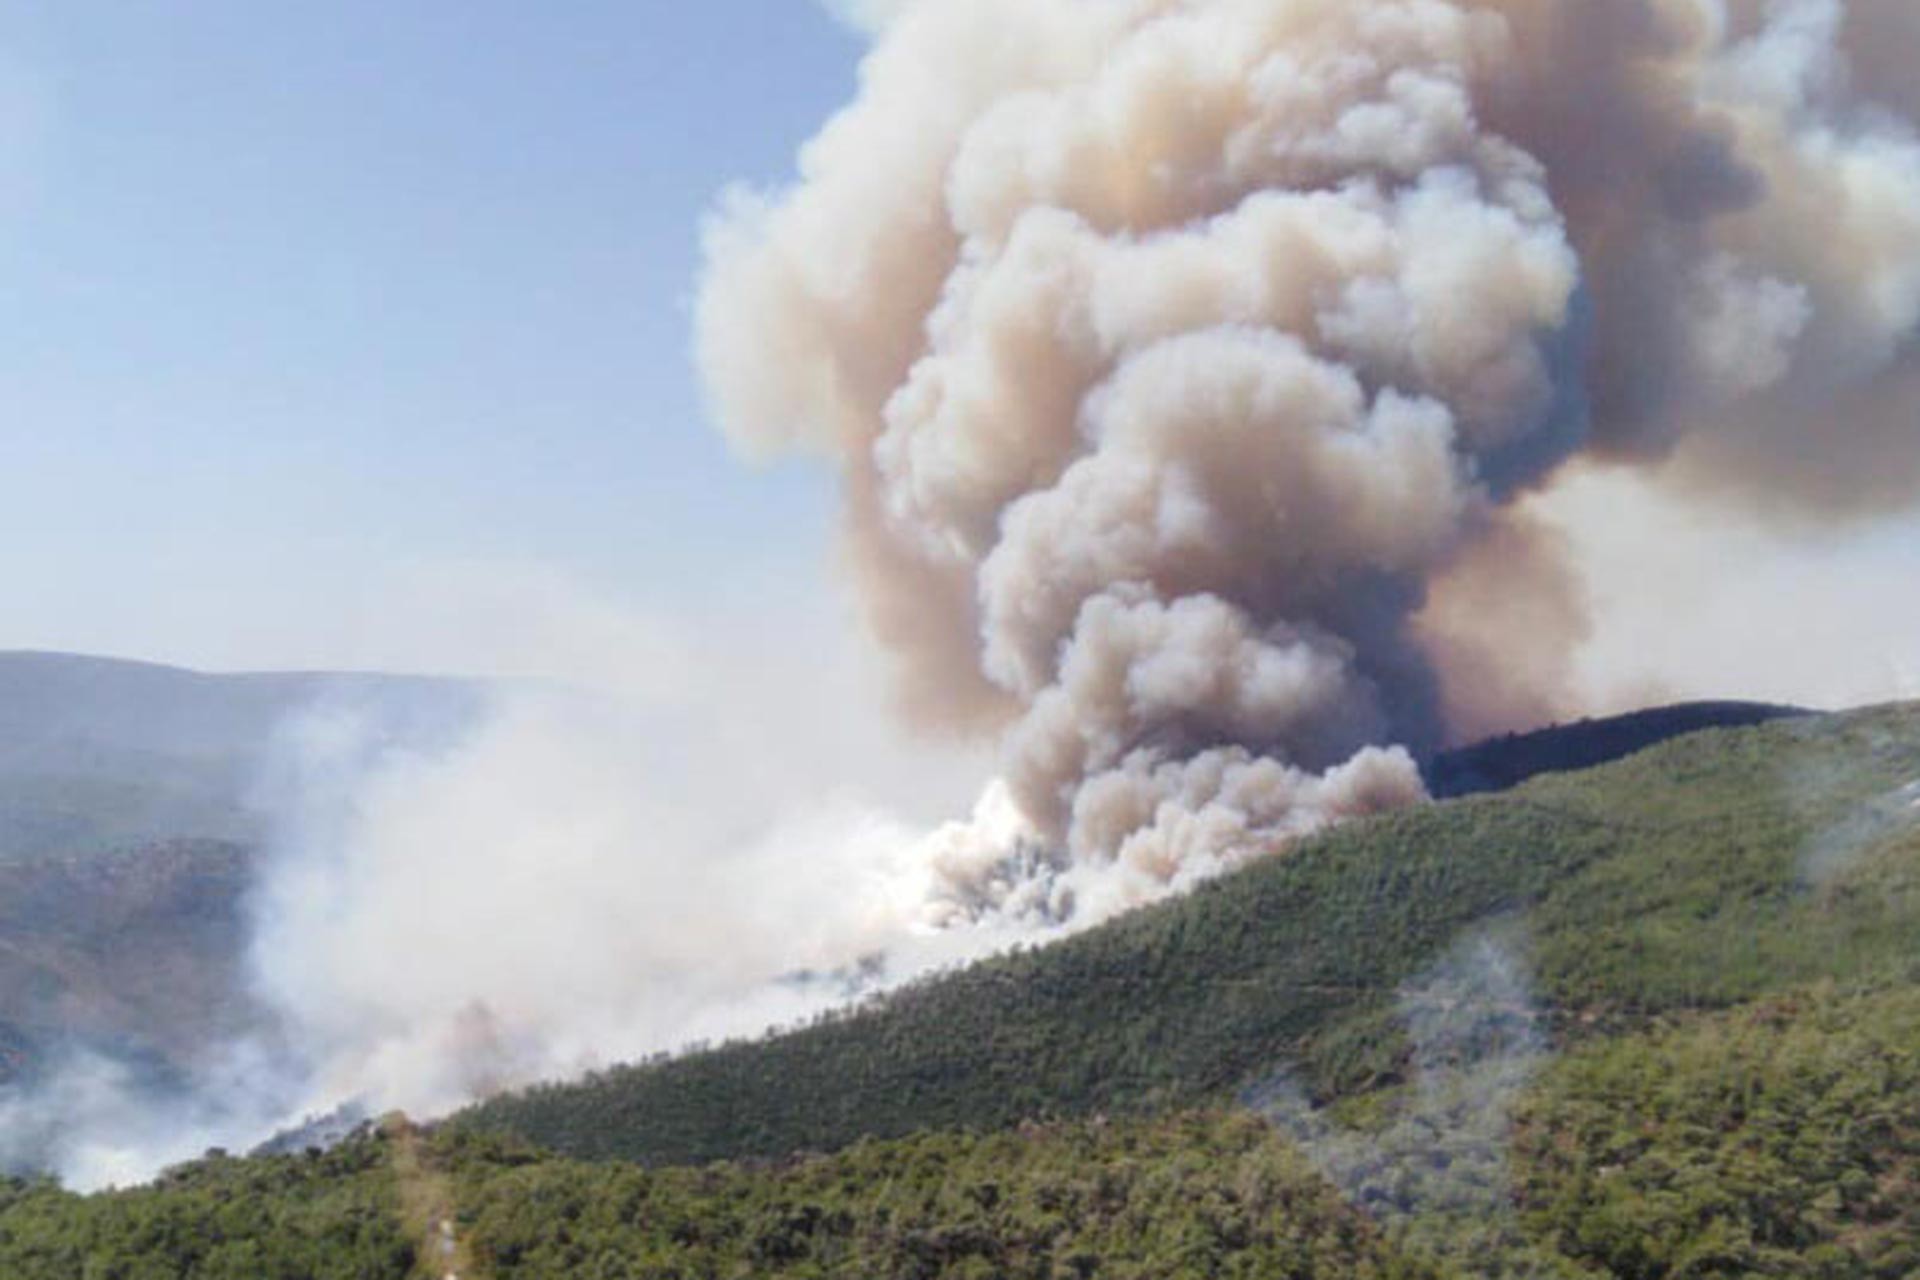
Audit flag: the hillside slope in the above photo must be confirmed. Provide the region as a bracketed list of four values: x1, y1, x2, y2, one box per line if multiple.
[0, 653, 484, 1091]
[3, 703, 1918, 1278]
[424, 973, 1920, 1279]
[0, 651, 481, 865]
[18, 983, 1920, 1280]
[9, 971, 1919, 1280]
[0, 841, 256, 1090]
[459, 703, 1920, 1169]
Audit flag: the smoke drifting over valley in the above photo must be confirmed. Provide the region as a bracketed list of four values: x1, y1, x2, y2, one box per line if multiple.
[699, 0, 1920, 914]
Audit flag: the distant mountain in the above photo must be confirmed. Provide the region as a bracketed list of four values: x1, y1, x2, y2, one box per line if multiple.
[0, 651, 482, 865]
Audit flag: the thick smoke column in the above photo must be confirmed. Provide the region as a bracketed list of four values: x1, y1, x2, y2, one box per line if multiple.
[699, 0, 1920, 915]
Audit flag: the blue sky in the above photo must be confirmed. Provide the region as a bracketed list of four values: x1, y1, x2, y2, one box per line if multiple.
[0, 2, 866, 672]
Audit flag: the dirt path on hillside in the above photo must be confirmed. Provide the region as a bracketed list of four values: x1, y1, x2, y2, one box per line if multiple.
[387, 1116, 483, 1280]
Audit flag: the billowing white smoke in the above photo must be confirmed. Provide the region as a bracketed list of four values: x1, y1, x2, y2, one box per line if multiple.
[698, 0, 1920, 914]
[7, 624, 1023, 1189]
[246, 688, 1021, 1122]
[0, 1045, 291, 1192]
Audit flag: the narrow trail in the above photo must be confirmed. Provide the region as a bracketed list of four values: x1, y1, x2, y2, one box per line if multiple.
[386, 1116, 483, 1280]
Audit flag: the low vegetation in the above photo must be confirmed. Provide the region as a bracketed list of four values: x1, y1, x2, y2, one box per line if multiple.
[0, 1139, 412, 1279]
[438, 1116, 1439, 1279]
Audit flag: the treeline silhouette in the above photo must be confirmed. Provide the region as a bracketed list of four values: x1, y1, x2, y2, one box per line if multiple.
[1422, 700, 1810, 798]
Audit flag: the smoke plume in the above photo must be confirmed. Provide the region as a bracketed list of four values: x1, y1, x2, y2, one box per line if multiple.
[699, 0, 1920, 914]
[19, 0, 1920, 1189]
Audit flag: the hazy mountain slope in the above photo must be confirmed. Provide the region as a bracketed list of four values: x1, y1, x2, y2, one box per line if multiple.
[0, 651, 481, 865]
[0, 841, 255, 1088]
[0, 653, 485, 1089]
[458, 704, 1920, 1168]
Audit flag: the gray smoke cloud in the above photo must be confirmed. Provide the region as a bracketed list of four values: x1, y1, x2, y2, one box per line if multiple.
[698, 0, 1920, 915]
[1248, 928, 1548, 1267]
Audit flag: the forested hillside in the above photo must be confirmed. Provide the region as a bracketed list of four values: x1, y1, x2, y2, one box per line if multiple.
[459, 703, 1920, 1168]
[426, 977, 1920, 1278]
[0, 704, 1916, 1278]
[0, 840, 255, 1092]
[0, 1137, 411, 1279]
[8, 978, 1919, 1277]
